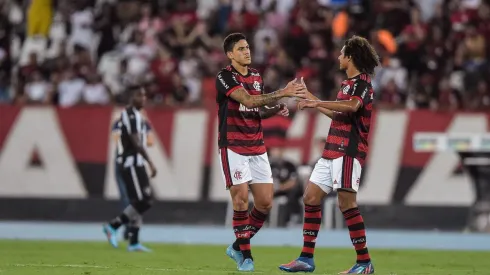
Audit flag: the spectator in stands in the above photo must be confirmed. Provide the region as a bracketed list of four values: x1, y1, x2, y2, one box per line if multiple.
[68, 1, 94, 55]
[151, 45, 177, 102]
[433, 77, 462, 111]
[469, 79, 490, 110]
[0, 0, 487, 111]
[378, 79, 404, 109]
[56, 69, 85, 108]
[27, 0, 53, 38]
[94, 2, 117, 59]
[123, 30, 155, 80]
[19, 70, 52, 105]
[81, 72, 112, 105]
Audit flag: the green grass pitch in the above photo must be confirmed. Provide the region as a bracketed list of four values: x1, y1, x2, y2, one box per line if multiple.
[0, 240, 488, 274]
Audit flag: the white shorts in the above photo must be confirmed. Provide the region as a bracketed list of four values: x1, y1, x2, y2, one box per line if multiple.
[218, 148, 273, 189]
[309, 156, 362, 193]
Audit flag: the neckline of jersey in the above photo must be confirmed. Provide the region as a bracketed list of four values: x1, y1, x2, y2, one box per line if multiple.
[230, 64, 251, 77]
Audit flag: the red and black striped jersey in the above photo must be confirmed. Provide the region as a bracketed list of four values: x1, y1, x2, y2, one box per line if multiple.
[322, 73, 373, 166]
[215, 65, 266, 156]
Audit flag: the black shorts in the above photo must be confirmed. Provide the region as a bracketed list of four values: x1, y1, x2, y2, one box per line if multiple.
[120, 165, 152, 202]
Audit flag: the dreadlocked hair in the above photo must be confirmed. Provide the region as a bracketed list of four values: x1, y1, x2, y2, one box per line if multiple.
[343, 35, 380, 75]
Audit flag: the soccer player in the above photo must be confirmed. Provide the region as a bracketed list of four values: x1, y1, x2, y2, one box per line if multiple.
[103, 88, 157, 252]
[279, 35, 380, 274]
[216, 33, 307, 271]
[111, 111, 154, 240]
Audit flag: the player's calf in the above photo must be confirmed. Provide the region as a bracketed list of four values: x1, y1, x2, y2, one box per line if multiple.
[279, 182, 326, 272]
[132, 198, 153, 214]
[338, 190, 372, 268]
[230, 184, 253, 262]
[300, 182, 327, 259]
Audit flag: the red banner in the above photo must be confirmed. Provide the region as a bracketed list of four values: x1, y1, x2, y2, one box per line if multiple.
[0, 105, 488, 206]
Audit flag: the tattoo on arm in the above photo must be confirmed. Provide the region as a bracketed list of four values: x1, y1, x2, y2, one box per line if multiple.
[229, 87, 283, 108]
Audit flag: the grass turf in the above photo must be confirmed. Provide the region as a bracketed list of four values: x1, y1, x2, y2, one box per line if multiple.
[0, 240, 487, 275]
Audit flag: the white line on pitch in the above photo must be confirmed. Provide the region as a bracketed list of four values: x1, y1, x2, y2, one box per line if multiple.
[146, 267, 264, 273]
[12, 264, 109, 269]
[12, 264, 265, 273]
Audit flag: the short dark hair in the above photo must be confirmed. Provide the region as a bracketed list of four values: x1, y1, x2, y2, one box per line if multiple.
[223, 33, 247, 53]
[127, 86, 144, 99]
[343, 35, 380, 75]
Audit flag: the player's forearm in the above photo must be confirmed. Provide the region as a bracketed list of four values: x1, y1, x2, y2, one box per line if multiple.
[316, 100, 358, 113]
[259, 104, 280, 119]
[246, 89, 285, 108]
[306, 92, 319, 101]
[130, 135, 154, 165]
[304, 92, 334, 117]
[136, 146, 154, 165]
[317, 107, 335, 119]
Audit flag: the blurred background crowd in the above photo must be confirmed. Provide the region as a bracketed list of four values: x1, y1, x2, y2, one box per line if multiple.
[0, 0, 489, 111]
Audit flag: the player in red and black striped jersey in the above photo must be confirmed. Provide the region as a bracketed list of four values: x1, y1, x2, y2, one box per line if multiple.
[280, 36, 380, 274]
[216, 33, 307, 272]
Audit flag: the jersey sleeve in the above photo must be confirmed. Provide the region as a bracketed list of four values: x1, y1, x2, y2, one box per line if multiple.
[349, 81, 371, 107]
[216, 70, 242, 97]
[121, 109, 142, 134]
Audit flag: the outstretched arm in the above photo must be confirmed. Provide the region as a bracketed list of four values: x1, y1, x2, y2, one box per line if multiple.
[229, 87, 287, 109]
[216, 71, 306, 108]
[298, 77, 370, 114]
[308, 98, 362, 113]
[303, 90, 336, 119]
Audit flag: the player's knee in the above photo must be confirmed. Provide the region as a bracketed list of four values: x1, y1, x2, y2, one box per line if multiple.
[337, 191, 357, 212]
[133, 198, 153, 213]
[255, 200, 272, 213]
[303, 192, 322, 206]
[232, 194, 249, 211]
[145, 198, 154, 208]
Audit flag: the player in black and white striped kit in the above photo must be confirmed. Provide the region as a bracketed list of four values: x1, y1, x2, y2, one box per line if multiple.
[111, 113, 153, 240]
[103, 88, 157, 252]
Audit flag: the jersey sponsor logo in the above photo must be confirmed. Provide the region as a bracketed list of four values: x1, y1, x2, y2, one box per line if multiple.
[303, 230, 317, 236]
[342, 85, 350, 94]
[361, 87, 368, 99]
[251, 72, 260, 76]
[352, 237, 366, 244]
[237, 233, 249, 238]
[239, 103, 259, 112]
[218, 73, 229, 89]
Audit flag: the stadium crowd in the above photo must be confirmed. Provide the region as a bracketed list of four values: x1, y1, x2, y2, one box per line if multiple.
[0, 0, 489, 110]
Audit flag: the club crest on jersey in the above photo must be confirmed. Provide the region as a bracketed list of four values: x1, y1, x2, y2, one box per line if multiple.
[253, 81, 261, 91]
[342, 85, 350, 94]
